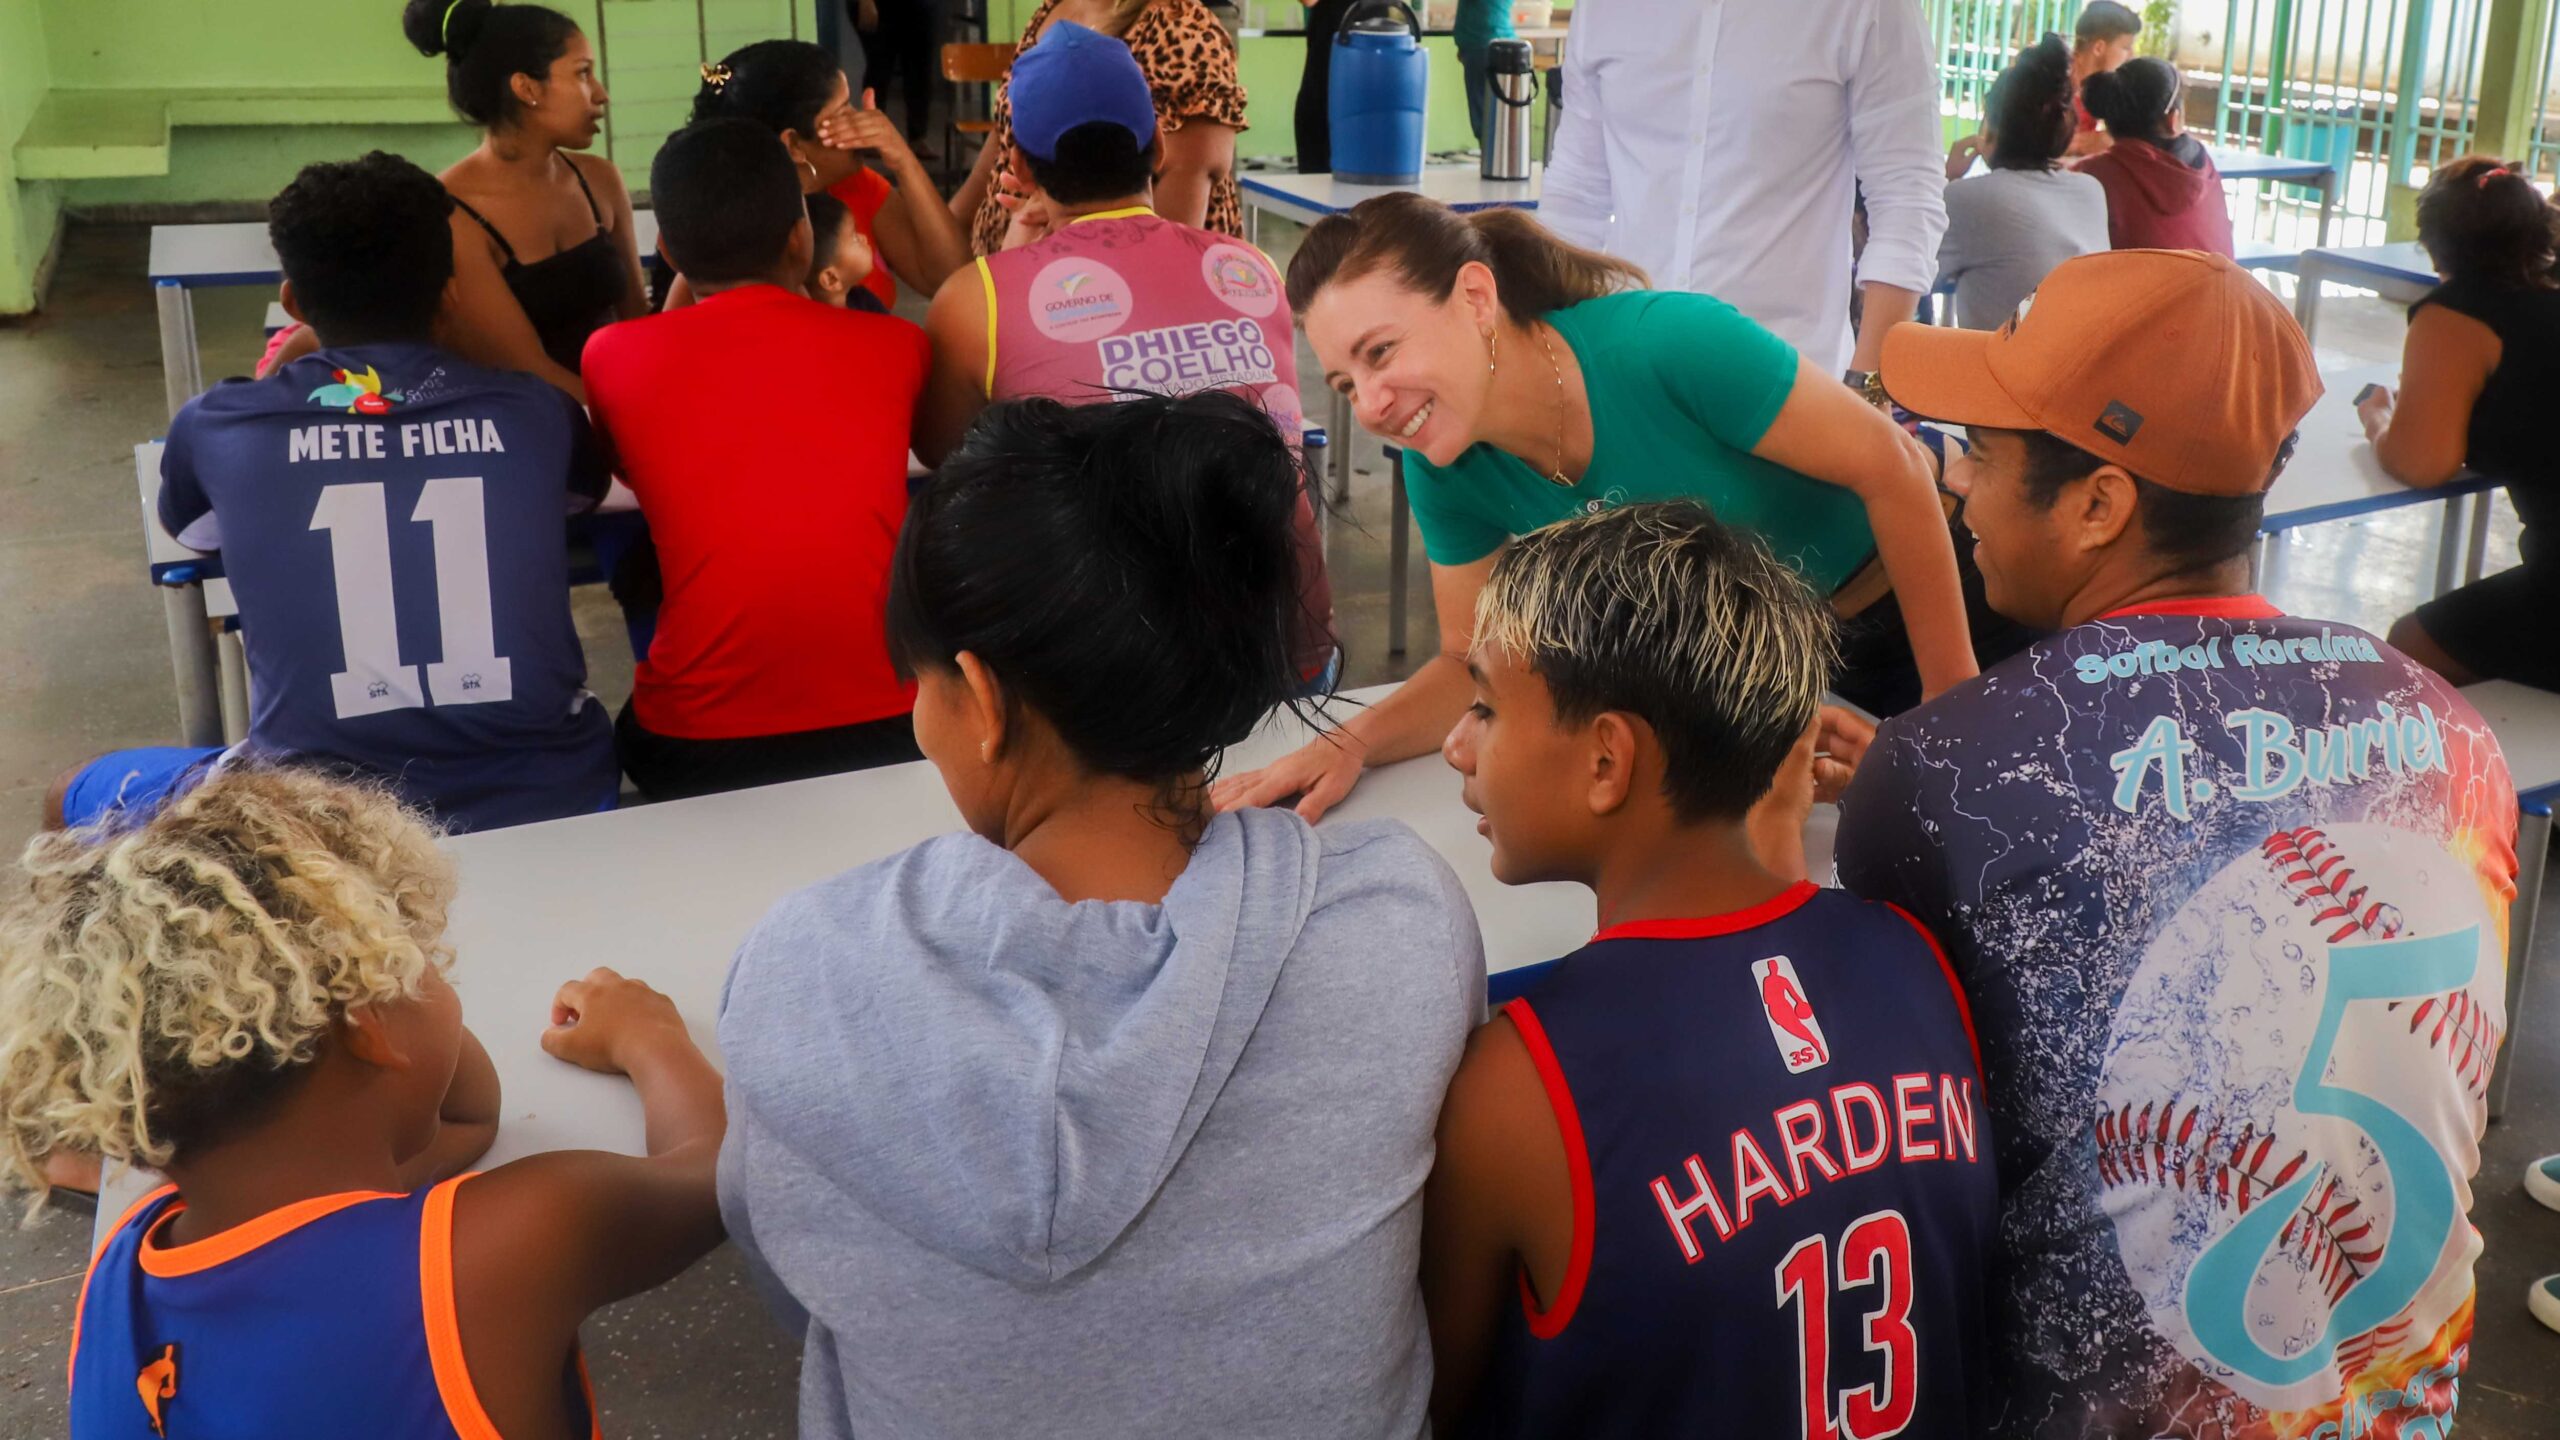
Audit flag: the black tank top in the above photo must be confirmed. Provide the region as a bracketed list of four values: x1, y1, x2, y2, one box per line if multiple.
[2414, 276, 2560, 558]
[450, 160, 625, 376]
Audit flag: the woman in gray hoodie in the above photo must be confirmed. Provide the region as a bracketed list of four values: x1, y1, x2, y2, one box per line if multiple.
[717, 391, 1487, 1439]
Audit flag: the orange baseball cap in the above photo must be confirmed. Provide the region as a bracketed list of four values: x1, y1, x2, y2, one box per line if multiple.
[1881, 250, 2324, 496]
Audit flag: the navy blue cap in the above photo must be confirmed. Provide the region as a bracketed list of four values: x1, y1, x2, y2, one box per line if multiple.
[1007, 20, 1158, 162]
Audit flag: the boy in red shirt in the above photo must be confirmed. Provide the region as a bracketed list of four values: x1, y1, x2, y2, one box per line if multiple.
[584, 117, 930, 799]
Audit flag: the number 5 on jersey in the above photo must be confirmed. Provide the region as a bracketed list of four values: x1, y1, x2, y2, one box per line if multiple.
[1776, 1209, 1917, 1440]
[310, 477, 514, 719]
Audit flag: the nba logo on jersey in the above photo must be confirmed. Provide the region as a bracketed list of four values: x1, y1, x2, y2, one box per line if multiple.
[1755, 955, 1829, 1074]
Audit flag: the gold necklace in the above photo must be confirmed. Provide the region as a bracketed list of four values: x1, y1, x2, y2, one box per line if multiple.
[1535, 325, 1572, 487]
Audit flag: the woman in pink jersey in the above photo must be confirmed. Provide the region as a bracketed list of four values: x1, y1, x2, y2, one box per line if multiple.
[918, 22, 1334, 681]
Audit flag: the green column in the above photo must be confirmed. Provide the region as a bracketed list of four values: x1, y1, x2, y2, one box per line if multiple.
[2383, 0, 2438, 238]
[2473, 0, 2555, 162]
[2263, 0, 2299, 152]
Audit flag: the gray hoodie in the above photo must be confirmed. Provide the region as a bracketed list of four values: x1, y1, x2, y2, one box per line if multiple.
[716, 807, 1486, 1439]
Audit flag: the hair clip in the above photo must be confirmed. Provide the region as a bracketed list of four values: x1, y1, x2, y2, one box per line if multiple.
[701, 61, 734, 92]
[2477, 163, 2514, 189]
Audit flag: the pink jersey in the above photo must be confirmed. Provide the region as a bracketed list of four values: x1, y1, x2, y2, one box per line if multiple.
[979, 209, 1334, 676]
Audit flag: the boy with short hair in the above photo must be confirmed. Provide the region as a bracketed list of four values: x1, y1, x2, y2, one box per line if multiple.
[6, 766, 724, 1438]
[47, 151, 619, 835]
[583, 117, 929, 800]
[2069, 1, 2145, 154]
[802, 191, 886, 312]
[1840, 249, 2515, 1438]
[1427, 501, 1997, 1436]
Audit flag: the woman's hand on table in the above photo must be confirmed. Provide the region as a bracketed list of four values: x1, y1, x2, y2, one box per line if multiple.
[543, 967, 692, 1078]
[2356, 383, 2396, 444]
[1211, 732, 1369, 823]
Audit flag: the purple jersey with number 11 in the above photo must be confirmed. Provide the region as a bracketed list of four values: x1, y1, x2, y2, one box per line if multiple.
[158, 344, 617, 831]
[1464, 882, 1998, 1439]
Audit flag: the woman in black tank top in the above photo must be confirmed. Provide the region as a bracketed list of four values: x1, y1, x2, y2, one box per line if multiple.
[2362, 155, 2560, 691]
[399, 0, 646, 400]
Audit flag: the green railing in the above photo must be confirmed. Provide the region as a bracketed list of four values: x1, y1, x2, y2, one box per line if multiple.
[1930, 0, 2522, 246]
[2528, 19, 2560, 178]
[1929, 0, 2081, 130]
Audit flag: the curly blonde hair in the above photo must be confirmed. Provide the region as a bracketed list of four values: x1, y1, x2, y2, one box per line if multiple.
[0, 767, 455, 1201]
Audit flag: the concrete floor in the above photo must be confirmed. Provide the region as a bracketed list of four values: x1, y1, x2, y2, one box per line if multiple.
[2, 222, 2557, 1434]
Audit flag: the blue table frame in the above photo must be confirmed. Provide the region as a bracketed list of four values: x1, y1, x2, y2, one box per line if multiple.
[2206, 145, 2342, 249]
[2292, 241, 2433, 342]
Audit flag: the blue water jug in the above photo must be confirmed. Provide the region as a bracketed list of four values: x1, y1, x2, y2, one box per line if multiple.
[1329, 0, 1427, 185]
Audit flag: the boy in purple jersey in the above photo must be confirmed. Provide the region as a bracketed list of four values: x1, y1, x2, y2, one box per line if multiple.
[1839, 251, 2517, 1439]
[1427, 502, 1998, 1438]
[43, 152, 619, 837]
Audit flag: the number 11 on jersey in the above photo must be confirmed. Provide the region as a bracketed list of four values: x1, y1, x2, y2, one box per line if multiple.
[309, 477, 515, 720]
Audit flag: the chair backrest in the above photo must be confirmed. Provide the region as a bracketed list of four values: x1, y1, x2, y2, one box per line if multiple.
[941, 42, 1016, 84]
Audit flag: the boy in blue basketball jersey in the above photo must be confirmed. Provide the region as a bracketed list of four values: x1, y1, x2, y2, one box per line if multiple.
[1426, 502, 1998, 1437]
[2, 767, 724, 1439]
[44, 152, 618, 836]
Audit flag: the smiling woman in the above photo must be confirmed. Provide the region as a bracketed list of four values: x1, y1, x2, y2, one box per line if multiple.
[1212, 194, 2017, 829]
[389, 0, 649, 403]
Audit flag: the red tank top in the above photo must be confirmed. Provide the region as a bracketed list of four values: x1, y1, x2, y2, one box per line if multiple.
[827, 169, 900, 311]
[979, 208, 1333, 675]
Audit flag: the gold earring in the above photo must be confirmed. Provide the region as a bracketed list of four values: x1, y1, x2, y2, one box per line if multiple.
[1485, 326, 1498, 376]
[799, 153, 820, 184]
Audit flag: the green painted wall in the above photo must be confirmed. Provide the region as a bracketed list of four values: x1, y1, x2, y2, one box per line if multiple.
[3, 0, 1474, 309]
[1, 0, 60, 312]
[1231, 34, 1478, 159]
[68, 125, 483, 207]
[36, 0, 480, 90]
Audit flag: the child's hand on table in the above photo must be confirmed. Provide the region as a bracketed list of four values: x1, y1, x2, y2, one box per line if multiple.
[398, 1026, 501, 1189]
[542, 968, 692, 1077]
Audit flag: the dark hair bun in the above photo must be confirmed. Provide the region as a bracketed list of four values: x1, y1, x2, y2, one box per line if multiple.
[402, 0, 489, 59]
[1987, 32, 2078, 170]
[2082, 57, 2181, 139]
[690, 39, 841, 135]
[404, 1, 582, 129]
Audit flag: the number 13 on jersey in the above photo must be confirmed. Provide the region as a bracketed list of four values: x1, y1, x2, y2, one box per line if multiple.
[1776, 1209, 1918, 1440]
[309, 477, 514, 719]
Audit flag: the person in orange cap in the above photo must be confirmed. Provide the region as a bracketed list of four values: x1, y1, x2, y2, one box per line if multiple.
[1835, 249, 2520, 1440]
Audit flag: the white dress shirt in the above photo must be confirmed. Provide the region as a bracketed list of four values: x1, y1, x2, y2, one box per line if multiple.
[1541, 0, 1949, 375]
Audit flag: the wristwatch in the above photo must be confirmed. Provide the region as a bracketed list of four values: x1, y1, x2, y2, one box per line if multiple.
[1842, 369, 1891, 409]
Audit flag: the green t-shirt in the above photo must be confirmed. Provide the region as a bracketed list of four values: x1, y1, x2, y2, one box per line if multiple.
[1454, 0, 1517, 52]
[1403, 290, 1877, 595]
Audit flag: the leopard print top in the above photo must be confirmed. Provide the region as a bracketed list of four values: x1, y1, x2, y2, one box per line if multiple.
[970, 0, 1250, 255]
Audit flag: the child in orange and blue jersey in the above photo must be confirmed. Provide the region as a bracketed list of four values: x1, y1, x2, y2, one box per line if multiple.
[1428, 502, 1999, 1437]
[0, 767, 724, 1440]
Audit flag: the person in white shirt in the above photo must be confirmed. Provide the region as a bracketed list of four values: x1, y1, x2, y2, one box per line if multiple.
[1540, 0, 1948, 385]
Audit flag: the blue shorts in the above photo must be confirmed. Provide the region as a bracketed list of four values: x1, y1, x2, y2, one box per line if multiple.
[60, 746, 226, 830]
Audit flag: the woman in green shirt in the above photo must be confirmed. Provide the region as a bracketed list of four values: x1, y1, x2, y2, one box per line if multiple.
[1214, 193, 1979, 823]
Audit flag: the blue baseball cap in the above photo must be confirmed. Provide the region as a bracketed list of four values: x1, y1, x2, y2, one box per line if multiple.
[1007, 20, 1158, 162]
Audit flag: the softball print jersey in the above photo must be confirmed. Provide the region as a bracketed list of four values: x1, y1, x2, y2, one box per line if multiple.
[1837, 595, 2517, 1440]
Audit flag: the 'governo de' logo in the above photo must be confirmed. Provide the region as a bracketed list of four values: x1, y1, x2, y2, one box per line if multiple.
[1029, 256, 1133, 343]
[308, 365, 406, 415]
